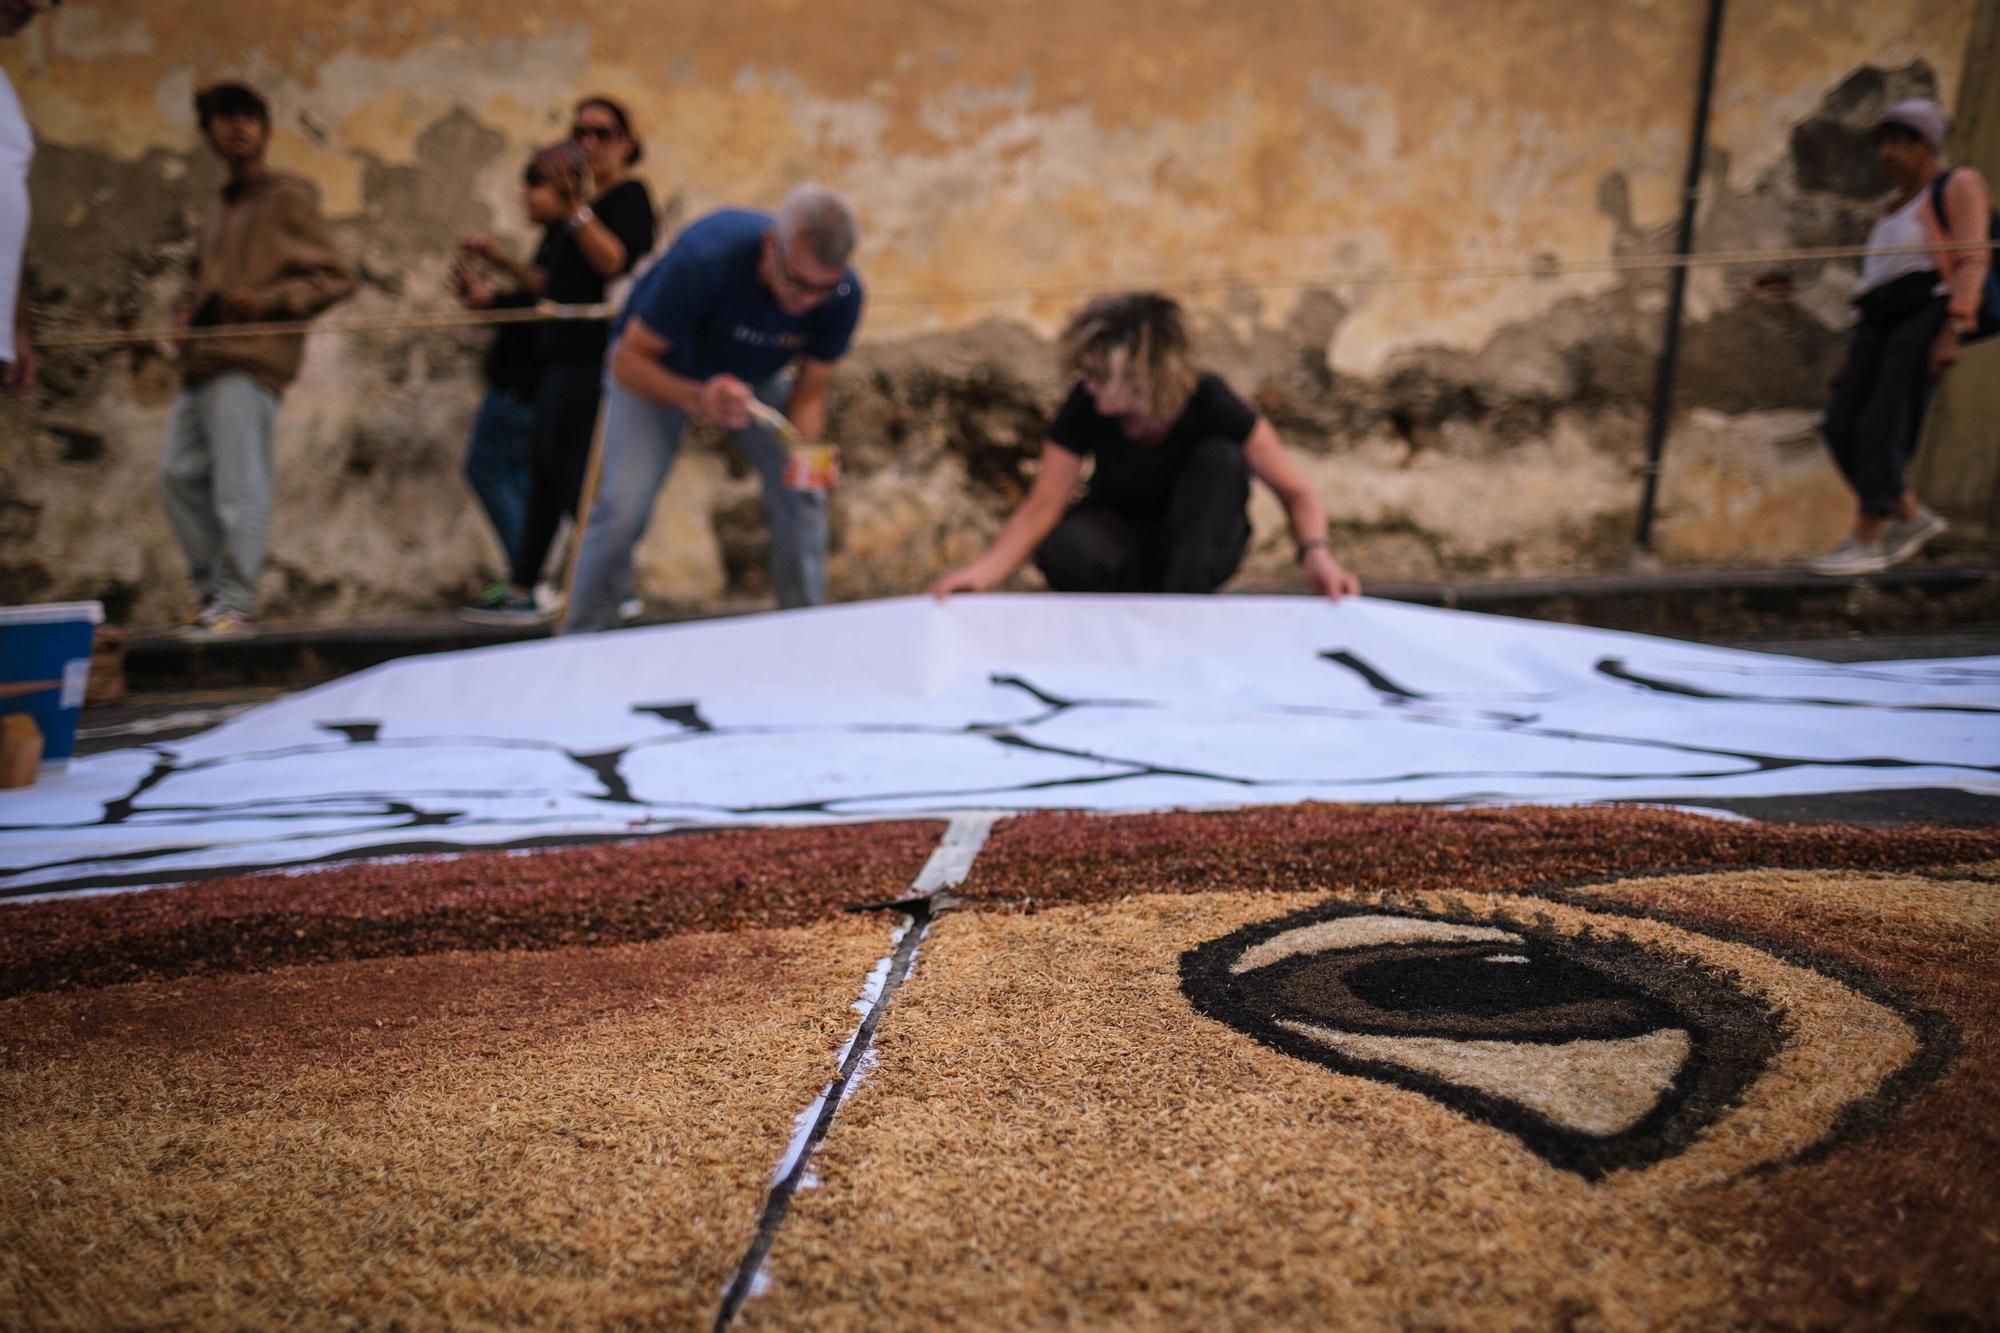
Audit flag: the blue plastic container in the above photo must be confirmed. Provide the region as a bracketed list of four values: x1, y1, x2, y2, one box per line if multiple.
[0, 601, 103, 769]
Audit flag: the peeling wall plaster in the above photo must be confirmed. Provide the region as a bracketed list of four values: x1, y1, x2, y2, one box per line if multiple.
[0, 1, 1974, 621]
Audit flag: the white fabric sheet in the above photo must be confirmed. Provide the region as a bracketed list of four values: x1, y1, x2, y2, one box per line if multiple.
[5, 595, 1997, 896]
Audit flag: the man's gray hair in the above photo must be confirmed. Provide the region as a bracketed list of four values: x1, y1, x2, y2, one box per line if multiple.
[774, 184, 858, 271]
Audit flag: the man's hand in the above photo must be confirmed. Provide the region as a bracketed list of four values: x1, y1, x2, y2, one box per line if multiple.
[1, 336, 33, 396]
[1931, 325, 1963, 376]
[928, 564, 995, 601]
[1302, 547, 1361, 601]
[219, 288, 267, 322]
[697, 374, 754, 429]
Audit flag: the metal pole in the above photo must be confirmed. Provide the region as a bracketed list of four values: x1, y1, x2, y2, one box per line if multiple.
[1632, 0, 1727, 556]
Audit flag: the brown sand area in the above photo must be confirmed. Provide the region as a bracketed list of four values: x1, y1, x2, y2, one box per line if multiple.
[1, 919, 894, 1330]
[5, 805, 2000, 1329]
[755, 867, 2000, 1329]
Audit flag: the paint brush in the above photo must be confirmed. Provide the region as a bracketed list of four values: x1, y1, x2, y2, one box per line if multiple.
[749, 399, 839, 492]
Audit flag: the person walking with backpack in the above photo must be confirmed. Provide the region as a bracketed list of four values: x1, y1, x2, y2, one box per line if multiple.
[1810, 99, 1994, 576]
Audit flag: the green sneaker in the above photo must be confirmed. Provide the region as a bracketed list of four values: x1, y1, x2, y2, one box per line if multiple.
[459, 589, 550, 625]
[467, 580, 513, 611]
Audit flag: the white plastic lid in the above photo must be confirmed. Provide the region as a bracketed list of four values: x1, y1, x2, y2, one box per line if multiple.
[0, 601, 106, 627]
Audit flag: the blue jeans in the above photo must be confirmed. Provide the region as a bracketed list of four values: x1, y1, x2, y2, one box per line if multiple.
[160, 371, 279, 615]
[462, 388, 536, 571]
[562, 375, 828, 633]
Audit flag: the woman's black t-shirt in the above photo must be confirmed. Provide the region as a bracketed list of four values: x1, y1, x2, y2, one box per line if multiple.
[536, 178, 657, 364]
[1047, 372, 1259, 514]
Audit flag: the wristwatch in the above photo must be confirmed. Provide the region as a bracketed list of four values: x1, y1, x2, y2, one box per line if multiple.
[568, 204, 596, 233]
[1296, 536, 1329, 564]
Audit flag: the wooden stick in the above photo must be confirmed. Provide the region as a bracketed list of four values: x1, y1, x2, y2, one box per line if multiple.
[558, 398, 613, 627]
[0, 680, 59, 703]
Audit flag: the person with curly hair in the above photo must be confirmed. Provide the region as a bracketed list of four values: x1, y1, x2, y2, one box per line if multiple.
[930, 291, 1359, 601]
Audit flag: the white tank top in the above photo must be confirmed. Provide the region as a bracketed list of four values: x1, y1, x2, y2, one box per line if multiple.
[0, 69, 30, 366]
[1858, 188, 1944, 295]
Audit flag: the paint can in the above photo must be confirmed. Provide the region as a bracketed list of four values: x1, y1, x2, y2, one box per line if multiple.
[782, 443, 839, 493]
[0, 601, 103, 772]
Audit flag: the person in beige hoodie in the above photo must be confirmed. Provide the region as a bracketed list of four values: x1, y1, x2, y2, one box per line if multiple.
[162, 82, 355, 636]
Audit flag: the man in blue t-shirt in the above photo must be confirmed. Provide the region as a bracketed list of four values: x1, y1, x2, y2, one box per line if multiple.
[562, 185, 865, 630]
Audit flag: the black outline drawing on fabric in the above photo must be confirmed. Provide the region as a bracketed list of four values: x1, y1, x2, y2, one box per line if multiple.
[1594, 659, 2000, 714]
[1179, 896, 1935, 1180]
[7, 647, 2000, 896]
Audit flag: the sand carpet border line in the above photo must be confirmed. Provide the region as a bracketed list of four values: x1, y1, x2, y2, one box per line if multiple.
[715, 813, 997, 1330]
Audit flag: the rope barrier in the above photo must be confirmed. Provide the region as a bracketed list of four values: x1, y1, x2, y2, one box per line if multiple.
[30, 238, 1993, 351]
[33, 301, 613, 350]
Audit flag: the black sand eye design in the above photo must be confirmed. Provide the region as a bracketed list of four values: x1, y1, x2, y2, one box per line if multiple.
[1182, 904, 1790, 1179]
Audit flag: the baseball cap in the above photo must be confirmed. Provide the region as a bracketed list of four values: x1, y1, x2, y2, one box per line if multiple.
[1876, 99, 1947, 151]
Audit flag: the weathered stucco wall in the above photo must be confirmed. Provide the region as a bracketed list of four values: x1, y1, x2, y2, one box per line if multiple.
[0, 1, 1977, 622]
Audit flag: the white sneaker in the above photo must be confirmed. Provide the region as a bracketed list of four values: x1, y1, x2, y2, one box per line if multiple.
[180, 607, 257, 639]
[1807, 536, 1889, 576]
[619, 597, 645, 623]
[1878, 510, 1948, 566]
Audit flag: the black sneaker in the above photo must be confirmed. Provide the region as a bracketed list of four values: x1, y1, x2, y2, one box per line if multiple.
[458, 590, 550, 625]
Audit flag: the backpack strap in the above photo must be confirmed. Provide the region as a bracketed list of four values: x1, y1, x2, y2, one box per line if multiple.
[1930, 167, 1957, 231]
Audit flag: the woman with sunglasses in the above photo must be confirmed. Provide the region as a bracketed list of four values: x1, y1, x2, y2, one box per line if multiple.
[460, 98, 657, 623]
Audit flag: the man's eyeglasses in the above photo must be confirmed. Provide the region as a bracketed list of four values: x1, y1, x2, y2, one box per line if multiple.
[772, 242, 844, 300]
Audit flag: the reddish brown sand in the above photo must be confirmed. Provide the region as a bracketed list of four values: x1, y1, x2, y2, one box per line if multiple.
[968, 803, 2000, 909]
[2, 820, 942, 996]
[10, 806, 1995, 1000]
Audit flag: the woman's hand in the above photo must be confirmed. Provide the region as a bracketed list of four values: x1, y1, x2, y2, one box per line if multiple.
[451, 265, 495, 309]
[459, 235, 509, 268]
[1302, 546, 1361, 601]
[550, 175, 586, 220]
[928, 564, 994, 601]
[1931, 325, 1962, 376]
[218, 288, 267, 322]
